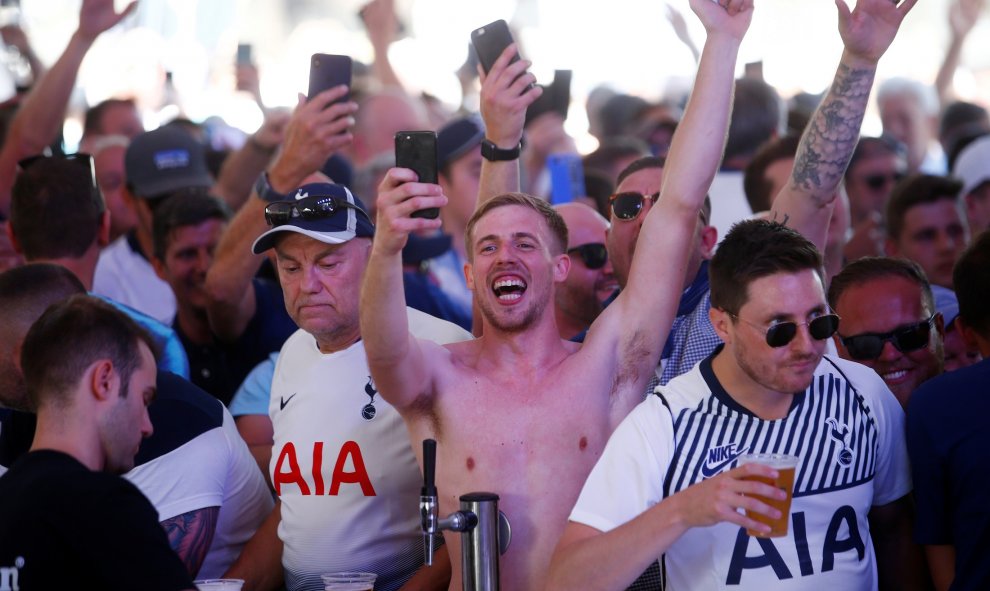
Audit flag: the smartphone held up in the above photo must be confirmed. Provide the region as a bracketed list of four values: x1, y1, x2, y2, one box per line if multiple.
[395, 131, 440, 220]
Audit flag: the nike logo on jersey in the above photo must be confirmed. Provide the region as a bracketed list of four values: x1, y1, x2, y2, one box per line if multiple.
[280, 393, 297, 410]
[701, 443, 749, 478]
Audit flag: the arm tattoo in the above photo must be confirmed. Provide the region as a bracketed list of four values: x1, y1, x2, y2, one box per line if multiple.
[162, 505, 221, 577]
[791, 62, 876, 203]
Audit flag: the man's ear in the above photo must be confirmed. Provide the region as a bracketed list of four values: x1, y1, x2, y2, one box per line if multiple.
[89, 359, 117, 402]
[97, 210, 111, 247]
[6, 220, 22, 254]
[553, 253, 570, 283]
[710, 307, 732, 343]
[699, 225, 718, 260]
[463, 261, 474, 291]
[151, 255, 168, 282]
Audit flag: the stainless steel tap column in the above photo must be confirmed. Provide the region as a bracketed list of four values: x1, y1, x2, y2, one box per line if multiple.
[459, 492, 501, 591]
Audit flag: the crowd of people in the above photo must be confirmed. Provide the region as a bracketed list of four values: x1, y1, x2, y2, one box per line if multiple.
[1, 0, 989, 590]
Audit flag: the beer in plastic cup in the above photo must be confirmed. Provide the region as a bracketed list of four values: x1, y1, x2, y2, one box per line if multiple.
[321, 571, 377, 591]
[193, 579, 245, 591]
[739, 453, 798, 538]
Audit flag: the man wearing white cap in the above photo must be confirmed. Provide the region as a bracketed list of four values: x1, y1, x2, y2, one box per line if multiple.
[225, 181, 469, 591]
[952, 134, 990, 238]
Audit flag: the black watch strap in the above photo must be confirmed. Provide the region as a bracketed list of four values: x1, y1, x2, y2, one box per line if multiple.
[254, 172, 288, 203]
[481, 139, 521, 162]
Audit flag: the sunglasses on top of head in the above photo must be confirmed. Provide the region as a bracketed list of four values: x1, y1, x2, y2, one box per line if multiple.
[728, 312, 841, 348]
[264, 195, 369, 227]
[839, 314, 935, 361]
[567, 243, 608, 269]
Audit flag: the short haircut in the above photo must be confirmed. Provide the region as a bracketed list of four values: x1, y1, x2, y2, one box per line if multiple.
[464, 193, 568, 262]
[11, 156, 106, 260]
[83, 98, 137, 136]
[845, 135, 905, 180]
[953, 230, 990, 337]
[152, 189, 231, 260]
[877, 77, 939, 118]
[885, 174, 964, 241]
[709, 219, 823, 315]
[616, 156, 665, 187]
[582, 136, 651, 176]
[20, 295, 158, 410]
[724, 78, 784, 162]
[827, 256, 934, 316]
[743, 134, 801, 213]
[583, 169, 615, 219]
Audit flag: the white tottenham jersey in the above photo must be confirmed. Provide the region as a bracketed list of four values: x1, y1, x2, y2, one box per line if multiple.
[270, 308, 470, 591]
[571, 354, 911, 590]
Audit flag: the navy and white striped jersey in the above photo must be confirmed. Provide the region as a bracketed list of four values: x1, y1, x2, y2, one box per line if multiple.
[571, 353, 910, 590]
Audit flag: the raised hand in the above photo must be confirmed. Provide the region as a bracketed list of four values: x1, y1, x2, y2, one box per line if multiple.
[836, 0, 919, 64]
[948, 0, 984, 41]
[689, 0, 755, 41]
[373, 168, 446, 256]
[78, 0, 137, 41]
[478, 44, 541, 149]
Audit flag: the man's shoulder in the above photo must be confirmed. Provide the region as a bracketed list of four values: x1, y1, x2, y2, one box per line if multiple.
[816, 355, 891, 397]
[657, 360, 711, 409]
[911, 358, 990, 414]
[135, 372, 223, 466]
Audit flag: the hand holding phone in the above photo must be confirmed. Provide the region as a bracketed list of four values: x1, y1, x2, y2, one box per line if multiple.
[395, 131, 440, 219]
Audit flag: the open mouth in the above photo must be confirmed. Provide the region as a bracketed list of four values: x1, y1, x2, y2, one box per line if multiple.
[492, 277, 527, 302]
[882, 369, 908, 382]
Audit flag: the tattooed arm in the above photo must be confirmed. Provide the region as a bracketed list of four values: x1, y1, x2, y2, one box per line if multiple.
[770, 0, 917, 251]
[162, 506, 221, 577]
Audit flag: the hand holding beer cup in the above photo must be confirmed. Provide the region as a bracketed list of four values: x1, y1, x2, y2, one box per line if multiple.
[738, 453, 799, 538]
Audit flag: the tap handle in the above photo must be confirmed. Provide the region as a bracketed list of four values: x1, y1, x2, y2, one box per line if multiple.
[422, 438, 437, 496]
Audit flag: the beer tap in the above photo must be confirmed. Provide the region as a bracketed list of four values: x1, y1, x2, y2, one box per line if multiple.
[419, 439, 511, 591]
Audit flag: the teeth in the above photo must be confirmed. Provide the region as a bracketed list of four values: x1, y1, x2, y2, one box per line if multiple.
[492, 277, 526, 300]
[883, 370, 907, 381]
[493, 279, 525, 289]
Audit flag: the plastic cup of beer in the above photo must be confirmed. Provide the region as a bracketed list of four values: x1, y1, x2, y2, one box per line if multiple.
[193, 579, 244, 591]
[739, 453, 798, 538]
[321, 571, 377, 591]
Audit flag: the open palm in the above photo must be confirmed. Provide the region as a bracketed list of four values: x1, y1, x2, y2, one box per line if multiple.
[837, 0, 918, 63]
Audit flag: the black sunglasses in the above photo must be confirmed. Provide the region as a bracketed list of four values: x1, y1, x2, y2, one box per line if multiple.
[608, 191, 660, 221]
[839, 314, 935, 360]
[862, 172, 905, 191]
[730, 313, 841, 348]
[264, 195, 368, 227]
[567, 243, 608, 269]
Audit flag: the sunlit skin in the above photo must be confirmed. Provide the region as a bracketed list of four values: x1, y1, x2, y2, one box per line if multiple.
[554, 203, 617, 339]
[711, 269, 831, 420]
[93, 144, 137, 241]
[879, 93, 933, 173]
[274, 233, 371, 354]
[943, 322, 981, 372]
[886, 199, 968, 289]
[154, 219, 225, 313]
[439, 146, 483, 258]
[99, 341, 156, 474]
[606, 168, 660, 289]
[845, 152, 904, 225]
[833, 275, 943, 408]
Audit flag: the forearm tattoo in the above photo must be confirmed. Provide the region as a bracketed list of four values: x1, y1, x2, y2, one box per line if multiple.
[163, 505, 220, 576]
[791, 62, 876, 203]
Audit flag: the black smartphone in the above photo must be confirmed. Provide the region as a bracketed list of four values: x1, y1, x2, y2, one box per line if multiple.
[470, 19, 519, 75]
[308, 54, 352, 103]
[395, 131, 440, 219]
[236, 43, 253, 66]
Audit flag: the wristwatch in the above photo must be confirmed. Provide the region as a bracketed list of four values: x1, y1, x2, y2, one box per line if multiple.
[481, 139, 521, 162]
[254, 171, 287, 203]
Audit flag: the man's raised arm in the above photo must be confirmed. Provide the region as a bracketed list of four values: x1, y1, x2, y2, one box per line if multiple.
[592, 0, 753, 412]
[770, 0, 917, 250]
[360, 169, 448, 410]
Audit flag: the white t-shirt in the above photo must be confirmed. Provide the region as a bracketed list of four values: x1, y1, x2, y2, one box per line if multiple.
[708, 171, 753, 245]
[125, 405, 274, 579]
[94, 234, 177, 324]
[571, 354, 910, 590]
[270, 308, 471, 591]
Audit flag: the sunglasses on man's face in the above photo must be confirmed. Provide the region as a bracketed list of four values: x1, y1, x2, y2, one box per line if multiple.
[839, 314, 934, 360]
[264, 195, 368, 227]
[862, 172, 905, 191]
[730, 312, 841, 348]
[567, 243, 608, 269]
[608, 191, 661, 221]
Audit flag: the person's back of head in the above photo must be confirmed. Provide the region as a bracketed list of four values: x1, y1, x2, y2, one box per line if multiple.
[885, 174, 964, 242]
[710, 219, 822, 315]
[0, 263, 86, 410]
[827, 256, 934, 318]
[597, 94, 650, 140]
[21, 294, 158, 413]
[743, 134, 801, 213]
[939, 100, 989, 160]
[10, 155, 106, 262]
[723, 78, 784, 167]
[582, 136, 651, 182]
[953, 230, 990, 343]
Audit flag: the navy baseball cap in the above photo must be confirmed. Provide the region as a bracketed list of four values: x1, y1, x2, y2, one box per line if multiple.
[437, 115, 485, 170]
[251, 182, 375, 254]
[125, 126, 213, 198]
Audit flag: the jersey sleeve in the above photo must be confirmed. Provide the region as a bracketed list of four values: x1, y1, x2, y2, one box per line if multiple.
[569, 395, 675, 532]
[852, 362, 912, 506]
[905, 383, 950, 544]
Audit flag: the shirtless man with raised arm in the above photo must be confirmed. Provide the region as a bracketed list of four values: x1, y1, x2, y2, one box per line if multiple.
[360, 2, 752, 588]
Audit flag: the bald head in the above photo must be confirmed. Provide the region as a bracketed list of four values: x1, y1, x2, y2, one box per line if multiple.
[553, 203, 617, 339]
[0, 264, 86, 409]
